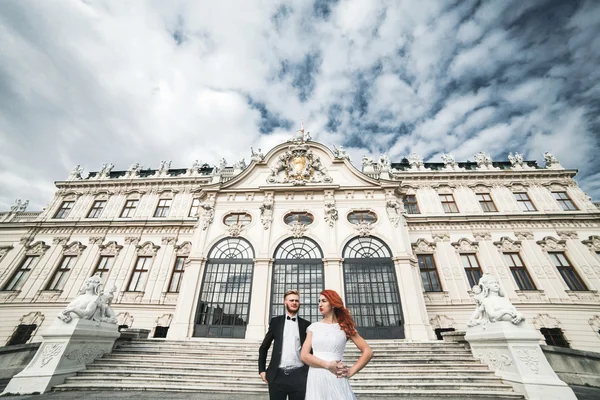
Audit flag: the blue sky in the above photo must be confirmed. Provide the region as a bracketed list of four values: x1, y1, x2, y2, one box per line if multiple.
[0, 0, 599, 211]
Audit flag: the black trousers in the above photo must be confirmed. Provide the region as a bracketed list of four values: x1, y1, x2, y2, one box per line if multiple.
[268, 367, 308, 400]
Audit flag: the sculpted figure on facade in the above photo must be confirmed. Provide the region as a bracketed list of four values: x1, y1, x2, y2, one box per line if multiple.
[385, 194, 403, 227]
[57, 274, 118, 324]
[332, 145, 350, 161]
[98, 163, 114, 179]
[218, 158, 227, 172]
[198, 202, 215, 231]
[361, 155, 375, 172]
[68, 165, 84, 180]
[324, 200, 338, 228]
[10, 199, 29, 213]
[379, 153, 391, 171]
[186, 159, 204, 176]
[260, 196, 274, 229]
[407, 153, 428, 171]
[233, 158, 247, 170]
[467, 274, 524, 328]
[508, 152, 532, 170]
[544, 151, 563, 170]
[250, 147, 265, 162]
[474, 152, 497, 170]
[124, 162, 142, 178]
[154, 160, 171, 177]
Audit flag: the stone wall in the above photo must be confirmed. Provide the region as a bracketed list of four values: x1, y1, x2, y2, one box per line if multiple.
[542, 345, 600, 388]
[0, 343, 40, 380]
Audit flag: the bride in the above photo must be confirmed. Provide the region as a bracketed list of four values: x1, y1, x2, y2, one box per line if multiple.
[300, 290, 373, 400]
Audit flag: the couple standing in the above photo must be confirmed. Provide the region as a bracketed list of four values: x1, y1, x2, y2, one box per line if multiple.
[258, 289, 373, 400]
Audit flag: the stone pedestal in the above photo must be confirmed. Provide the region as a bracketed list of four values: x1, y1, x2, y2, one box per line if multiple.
[2, 318, 119, 395]
[466, 321, 576, 400]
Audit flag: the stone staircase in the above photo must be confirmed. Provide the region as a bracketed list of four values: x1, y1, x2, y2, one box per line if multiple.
[54, 338, 524, 398]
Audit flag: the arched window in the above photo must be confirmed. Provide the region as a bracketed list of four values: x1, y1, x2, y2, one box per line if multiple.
[343, 236, 404, 339]
[271, 238, 324, 322]
[194, 238, 254, 338]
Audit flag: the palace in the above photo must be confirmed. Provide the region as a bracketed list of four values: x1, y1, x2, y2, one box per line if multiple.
[1, 133, 599, 352]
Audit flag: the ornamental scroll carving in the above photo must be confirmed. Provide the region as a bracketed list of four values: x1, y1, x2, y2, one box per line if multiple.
[267, 143, 332, 186]
[99, 241, 123, 256]
[493, 237, 522, 252]
[136, 241, 160, 256]
[412, 238, 436, 253]
[451, 238, 479, 252]
[62, 241, 87, 256]
[536, 236, 566, 251]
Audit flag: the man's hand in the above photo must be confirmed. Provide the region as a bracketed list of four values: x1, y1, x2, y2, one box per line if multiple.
[336, 362, 349, 378]
[259, 372, 267, 383]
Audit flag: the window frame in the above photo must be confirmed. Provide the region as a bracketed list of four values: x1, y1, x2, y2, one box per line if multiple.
[120, 199, 139, 218]
[284, 211, 315, 225]
[87, 200, 107, 219]
[54, 201, 74, 219]
[189, 198, 201, 217]
[6, 324, 37, 346]
[167, 257, 186, 293]
[347, 210, 378, 224]
[127, 256, 152, 292]
[503, 253, 536, 290]
[461, 253, 483, 288]
[403, 195, 420, 214]
[223, 212, 252, 226]
[46, 255, 77, 291]
[514, 192, 537, 211]
[477, 193, 498, 212]
[552, 191, 578, 211]
[92, 255, 115, 282]
[153, 199, 172, 218]
[417, 254, 443, 292]
[2, 256, 39, 291]
[540, 327, 570, 348]
[548, 252, 587, 291]
[439, 193, 459, 213]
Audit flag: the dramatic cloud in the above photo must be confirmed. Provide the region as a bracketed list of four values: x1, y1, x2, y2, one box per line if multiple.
[0, 0, 599, 210]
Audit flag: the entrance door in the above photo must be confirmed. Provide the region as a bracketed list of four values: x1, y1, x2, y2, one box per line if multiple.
[343, 236, 404, 339]
[194, 238, 254, 338]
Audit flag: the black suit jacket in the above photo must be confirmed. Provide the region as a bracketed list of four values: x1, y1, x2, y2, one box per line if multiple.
[258, 315, 311, 382]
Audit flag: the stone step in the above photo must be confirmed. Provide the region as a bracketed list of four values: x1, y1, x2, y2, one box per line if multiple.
[123, 340, 464, 348]
[116, 345, 470, 354]
[112, 349, 473, 358]
[61, 376, 515, 392]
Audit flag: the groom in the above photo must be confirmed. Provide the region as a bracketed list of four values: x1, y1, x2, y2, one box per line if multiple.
[259, 289, 311, 400]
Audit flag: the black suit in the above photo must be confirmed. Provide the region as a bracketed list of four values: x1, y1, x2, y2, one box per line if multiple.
[259, 315, 311, 400]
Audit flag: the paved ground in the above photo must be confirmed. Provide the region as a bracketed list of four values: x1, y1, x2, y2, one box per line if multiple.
[1, 385, 599, 400]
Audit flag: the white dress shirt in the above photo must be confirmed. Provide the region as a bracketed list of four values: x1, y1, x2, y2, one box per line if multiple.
[279, 314, 303, 369]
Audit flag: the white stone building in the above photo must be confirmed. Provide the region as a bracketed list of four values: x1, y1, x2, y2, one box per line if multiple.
[1, 136, 599, 351]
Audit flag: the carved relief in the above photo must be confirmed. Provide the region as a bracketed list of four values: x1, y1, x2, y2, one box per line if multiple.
[226, 223, 245, 237]
[385, 193, 403, 228]
[63, 241, 87, 256]
[136, 242, 160, 256]
[198, 202, 215, 231]
[451, 238, 479, 252]
[289, 223, 309, 238]
[99, 241, 124, 256]
[354, 222, 373, 237]
[429, 315, 455, 329]
[174, 241, 191, 257]
[514, 347, 540, 373]
[25, 241, 50, 256]
[582, 236, 600, 252]
[475, 349, 513, 371]
[536, 236, 566, 252]
[39, 343, 64, 367]
[493, 237, 522, 252]
[532, 314, 561, 330]
[65, 346, 106, 364]
[260, 194, 274, 230]
[267, 143, 332, 185]
[412, 238, 436, 253]
[324, 200, 338, 228]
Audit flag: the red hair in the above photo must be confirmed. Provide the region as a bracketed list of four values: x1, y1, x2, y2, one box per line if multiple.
[320, 290, 357, 338]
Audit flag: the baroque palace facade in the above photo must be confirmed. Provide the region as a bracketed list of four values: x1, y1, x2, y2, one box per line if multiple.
[1, 132, 600, 351]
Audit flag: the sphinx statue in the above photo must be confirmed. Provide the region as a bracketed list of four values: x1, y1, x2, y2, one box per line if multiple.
[467, 273, 524, 327]
[57, 274, 118, 324]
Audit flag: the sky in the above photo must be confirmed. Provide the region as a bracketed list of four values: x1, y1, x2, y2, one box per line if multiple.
[1, 0, 599, 211]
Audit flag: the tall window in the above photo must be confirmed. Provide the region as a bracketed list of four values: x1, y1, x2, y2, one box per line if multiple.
[514, 192, 536, 211]
[553, 192, 578, 211]
[540, 328, 570, 348]
[120, 200, 138, 218]
[417, 254, 442, 292]
[504, 253, 536, 290]
[477, 193, 498, 212]
[549, 252, 587, 291]
[403, 195, 420, 214]
[87, 200, 106, 218]
[6, 324, 37, 346]
[54, 201, 74, 219]
[154, 199, 172, 217]
[167, 257, 186, 293]
[439, 194, 459, 213]
[3, 256, 39, 291]
[461, 254, 483, 288]
[189, 198, 201, 217]
[93, 256, 114, 282]
[46, 255, 76, 291]
[127, 257, 152, 291]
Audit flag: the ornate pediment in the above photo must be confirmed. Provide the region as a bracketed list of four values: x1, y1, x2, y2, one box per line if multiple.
[493, 237, 522, 252]
[267, 143, 332, 186]
[99, 241, 124, 256]
[536, 236, 566, 252]
[175, 241, 192, 256]
[412, 238, 436, 253]
[136, 241, 160, 256]
[451, 238, 479, 252]
[25, 241, 50, 256]
[62, 241, 87, 256]
[582, 235, 600, 251]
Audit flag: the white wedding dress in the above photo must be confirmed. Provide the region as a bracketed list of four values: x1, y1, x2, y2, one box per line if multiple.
[305, 322, 356, 400]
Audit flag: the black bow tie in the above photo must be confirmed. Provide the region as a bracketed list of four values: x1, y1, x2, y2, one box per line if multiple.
[287, 316, 296, 322]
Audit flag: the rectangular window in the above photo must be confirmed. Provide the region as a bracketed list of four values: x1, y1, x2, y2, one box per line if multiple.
[514, 192, 537, 211]
[153, 326, 169, 338]
[46, 255, 76, 291]
[403, 195, 420, 214]
[189, 198, 201, 217]
[477, 193, 498, 212]
[461, 254, 483, 288]
[6, 324, 37, 346]
[417, 254, 442, 292]
[3, 256, 39, 291]
[168, 257, 186, 293]
[439, 194, 459, 213]
[540, 327, 570, 348]
[127, 256, 152, 291]
[120, 200, 138, 218]
[154, 199, 172, 217]
[549, 252, 587, 291]
[553, 192, 578, 211]
[54, 201, 74, 219]
[93, 256, 115, 282]
[87, 200, 106, 218]
[504, 253, 536, 290]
